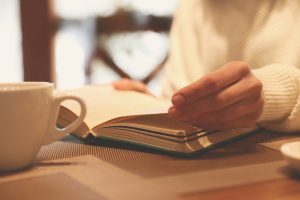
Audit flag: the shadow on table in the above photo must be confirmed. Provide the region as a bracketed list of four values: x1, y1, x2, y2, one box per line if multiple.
[35, 130, 290, 178]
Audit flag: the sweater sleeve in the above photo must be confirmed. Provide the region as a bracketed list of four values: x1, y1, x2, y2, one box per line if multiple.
[161, 0, 205, 99]
[253, 64, 300, 132]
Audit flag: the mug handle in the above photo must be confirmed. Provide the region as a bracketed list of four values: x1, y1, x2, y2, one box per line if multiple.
[43, 93, 87, 145]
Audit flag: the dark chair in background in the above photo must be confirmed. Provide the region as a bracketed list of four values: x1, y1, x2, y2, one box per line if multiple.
[20, 0, 56, 82]
[20, 0, 172, 85]
[89, 10, 172, 84]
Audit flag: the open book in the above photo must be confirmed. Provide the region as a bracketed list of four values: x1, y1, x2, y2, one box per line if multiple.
[58, 85, 257, 156]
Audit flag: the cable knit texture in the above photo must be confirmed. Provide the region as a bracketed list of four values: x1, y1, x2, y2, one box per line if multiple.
[162, 0, 300, 132]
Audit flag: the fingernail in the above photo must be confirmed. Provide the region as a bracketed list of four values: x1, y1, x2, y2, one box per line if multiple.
[172, 95, 186, 107]
[168, 106, 183, 118]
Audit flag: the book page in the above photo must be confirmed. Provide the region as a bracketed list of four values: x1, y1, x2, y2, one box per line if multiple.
[59, 85, 171, 129]
[97, 113, 200, 136]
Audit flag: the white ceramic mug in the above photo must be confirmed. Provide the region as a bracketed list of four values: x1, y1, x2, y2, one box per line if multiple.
[0, 82, 87, 171]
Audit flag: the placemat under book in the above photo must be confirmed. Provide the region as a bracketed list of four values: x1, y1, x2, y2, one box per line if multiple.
[37, 131, 285, 178]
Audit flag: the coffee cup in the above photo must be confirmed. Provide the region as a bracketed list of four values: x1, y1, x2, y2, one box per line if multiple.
[0, 82, 86, 171]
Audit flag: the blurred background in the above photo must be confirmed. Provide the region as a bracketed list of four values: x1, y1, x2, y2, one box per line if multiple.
[0, 0, 178, 94]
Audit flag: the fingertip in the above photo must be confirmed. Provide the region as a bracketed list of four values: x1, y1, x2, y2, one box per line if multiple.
[113, 79, 130, 90]
[135, 82, 147, 93]
[112, 81, 122, 89]
[168, 106, 183, 118]
[112, 81, 119, 88]
[168, 106, 175, 113]
[171, 94, 186, 107]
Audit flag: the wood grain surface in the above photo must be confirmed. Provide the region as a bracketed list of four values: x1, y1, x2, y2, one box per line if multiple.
[182, 178, 300, 200]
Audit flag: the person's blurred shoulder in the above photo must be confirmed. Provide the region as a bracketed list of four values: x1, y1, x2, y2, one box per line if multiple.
[174, 0, 204, 18]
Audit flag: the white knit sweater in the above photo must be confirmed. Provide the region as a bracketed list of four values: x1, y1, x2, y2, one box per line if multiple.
[162, 0, 300, 132]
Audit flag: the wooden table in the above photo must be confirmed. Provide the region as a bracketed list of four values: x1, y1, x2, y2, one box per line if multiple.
[0, 131, 300, 200]
[184, 178, 300, 200]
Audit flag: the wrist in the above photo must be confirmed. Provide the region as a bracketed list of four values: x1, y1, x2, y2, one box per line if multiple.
[252, 64, 299, 122]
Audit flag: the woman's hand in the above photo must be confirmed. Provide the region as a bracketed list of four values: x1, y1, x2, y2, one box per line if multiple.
[113, 78, 151, 94]
[168, 61, 264, 130]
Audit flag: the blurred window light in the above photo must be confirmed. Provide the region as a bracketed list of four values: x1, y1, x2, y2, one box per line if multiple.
[124, 0, 178, 16]
[55, 0, 179, 19]
[55, 28, 86, 89]
[55, 0, 120, 19]
[90, 59, 120, 84]
[100, 31, 169, 80]
[0, 0, 22, 82]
